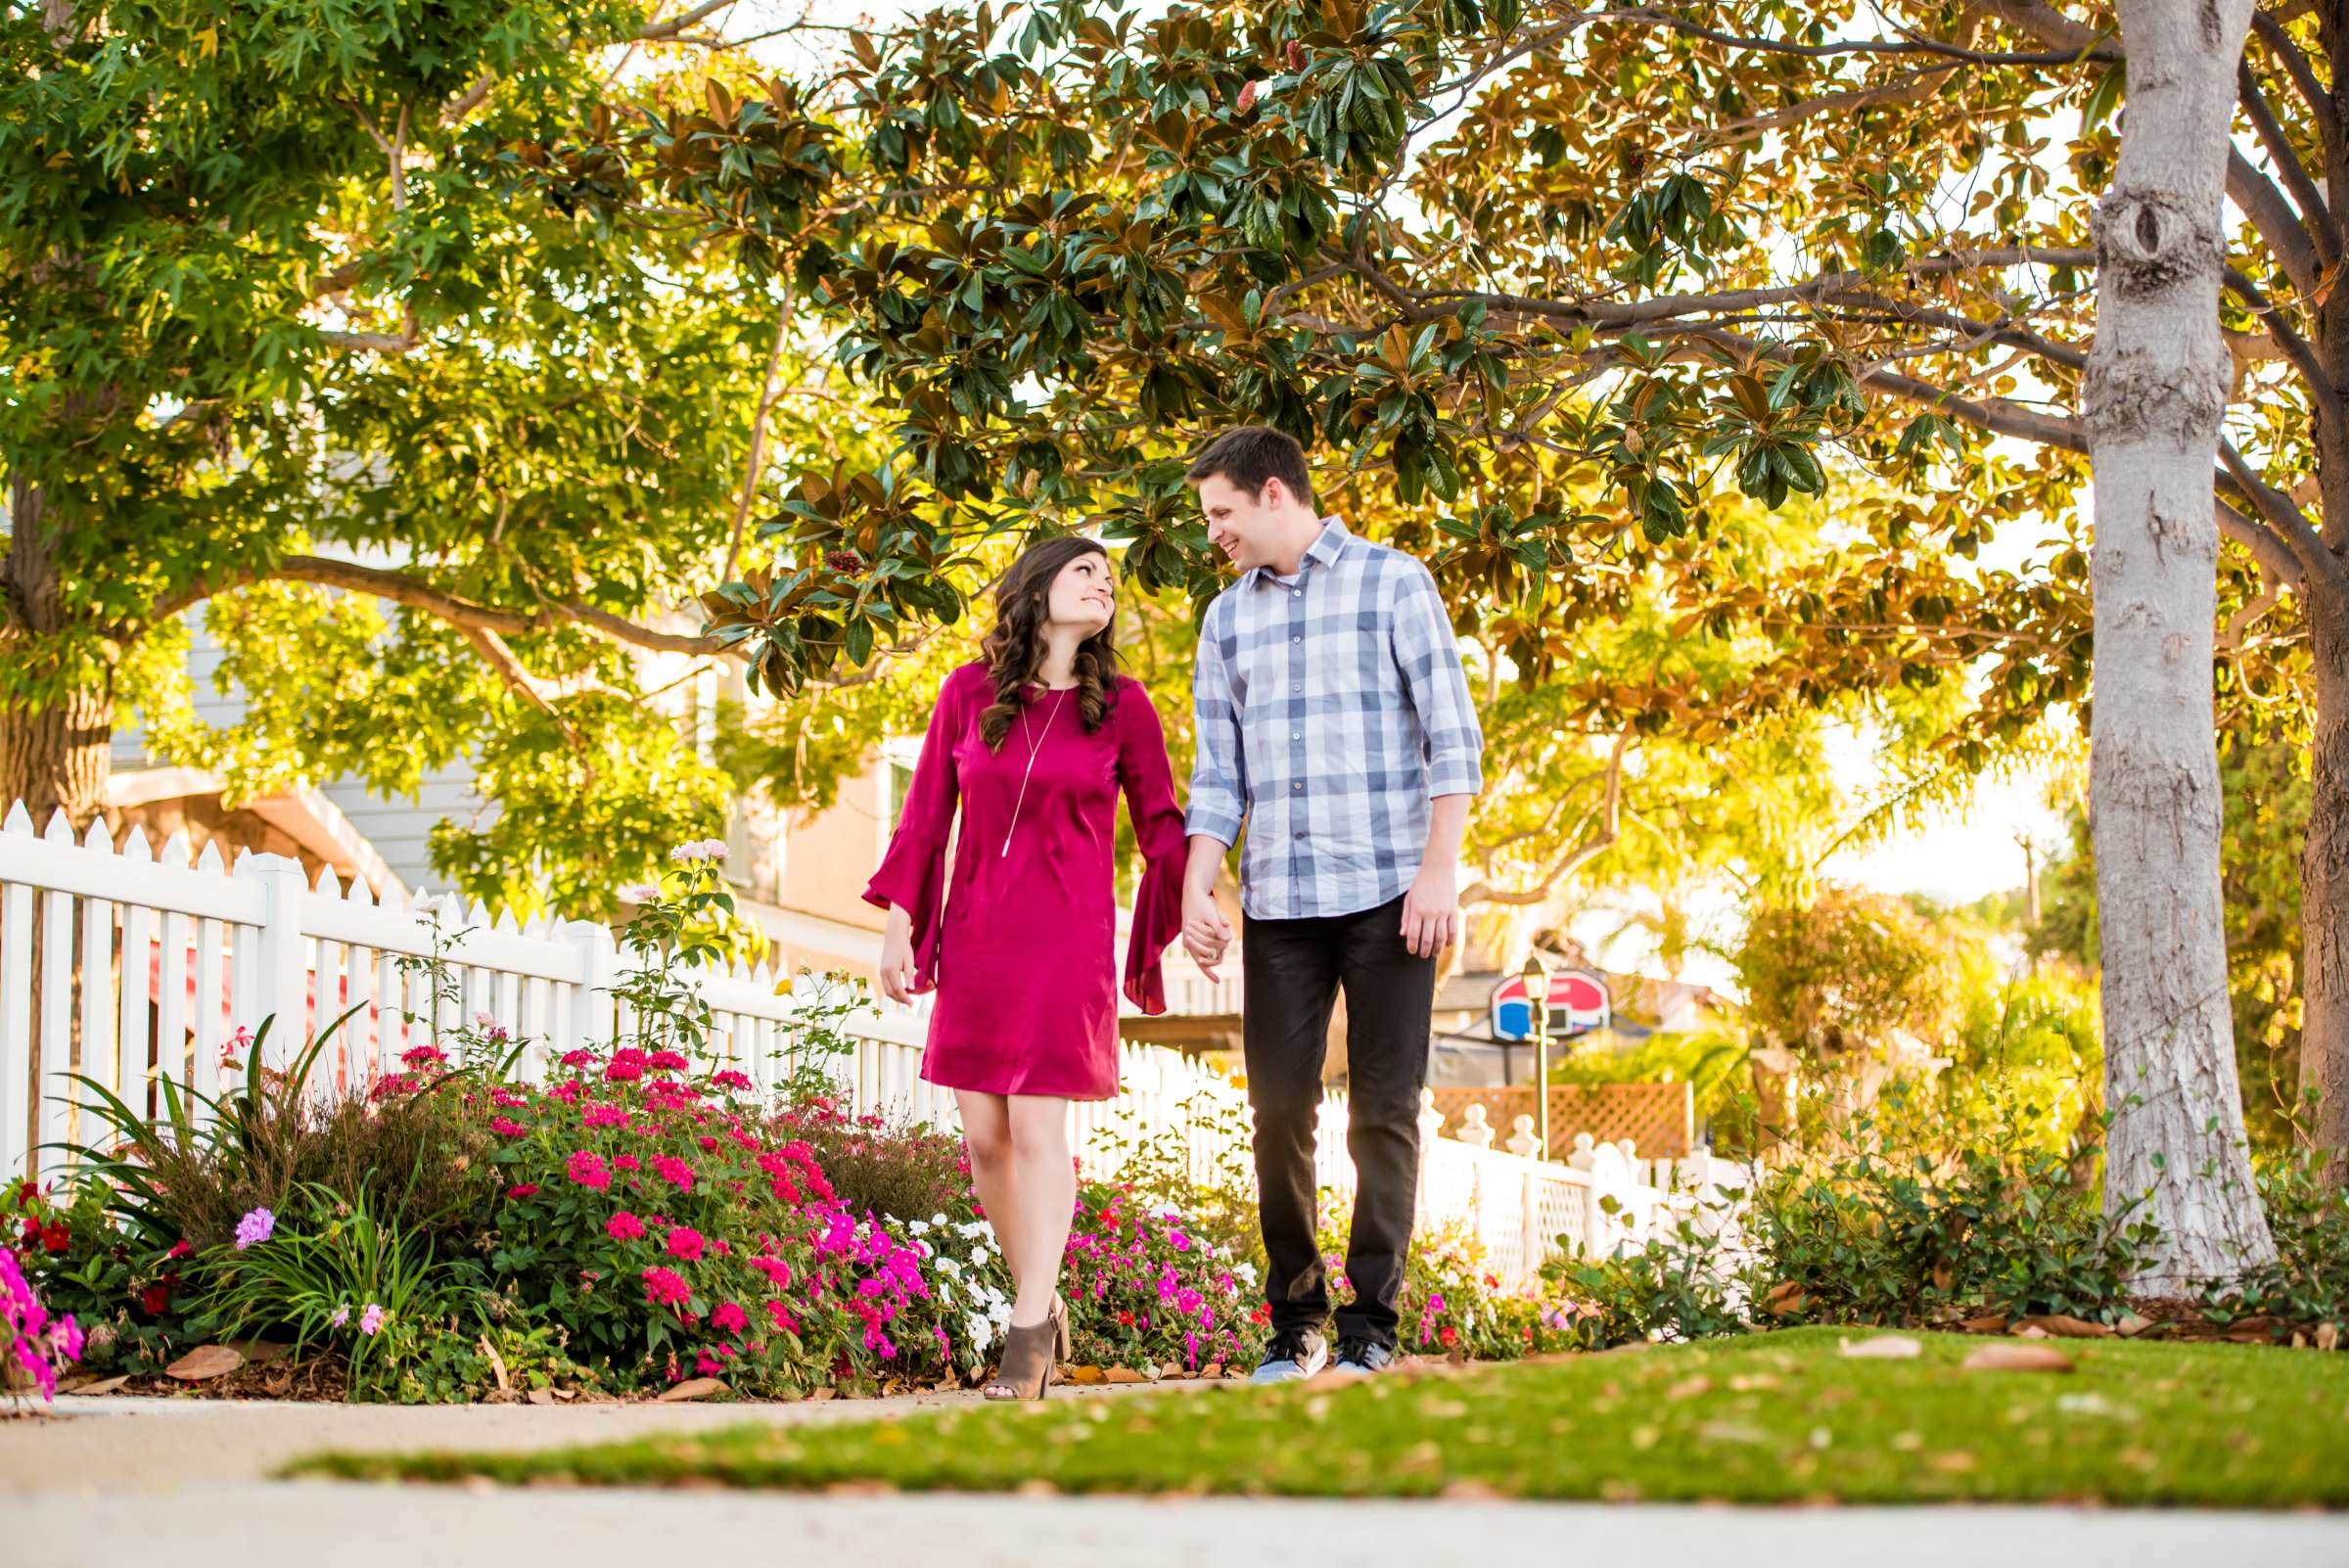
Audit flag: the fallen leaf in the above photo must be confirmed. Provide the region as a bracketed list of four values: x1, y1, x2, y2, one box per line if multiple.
[527, 1389, 557, 1407]
[1066, 1364, 1106, 1385]
[2113, 1312, 2152, 1338]
[1930, 1451, 1978, 1473]
[807, 1387, 837, 1402]
[2020, 1314, 2112, 1339]
[2225, 1317, 2281, 1344]
[1201, 1361, 1223, 1378]
[2013, 1324, 2050, 1340]
[165, 1346, 244, 1383]
[1664, 1375, 1713, 1401]
[1838, 1334, 1922, 1360]
[1157, 1361, 1185, 1380]
[2318, 1322, 2340, 1352]
[1759, 1281, 1808, 1316]
[657, 1377, 726, 1403]
[1958, 1314, 2010, 1334]
[228, 1338, 294, 1365]
[69, 1375, 130, 1397]
[552, 1388, 577, 1402]
[1960, 1343, 2074, 1373]
[1694, 1419, 1770, 1445]
[1441, 1479, 1506, 1499]
[1104, 1366, 1148, 1384]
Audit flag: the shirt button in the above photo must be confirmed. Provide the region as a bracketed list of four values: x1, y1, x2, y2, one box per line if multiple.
[1291, 635, 1301, 644]
[1291, 781, 1303, 791]
[1293, 830, 1307, 840]
[1292, 684, 1301, 694]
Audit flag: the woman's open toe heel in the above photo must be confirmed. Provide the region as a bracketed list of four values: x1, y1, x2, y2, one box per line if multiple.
[983, 1315, 1059, 1401]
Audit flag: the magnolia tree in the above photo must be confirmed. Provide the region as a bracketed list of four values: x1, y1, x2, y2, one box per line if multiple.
[557, 1, 2326, 1269]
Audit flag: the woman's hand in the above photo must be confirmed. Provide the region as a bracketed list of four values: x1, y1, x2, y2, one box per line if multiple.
[878, 907, 920, 1003]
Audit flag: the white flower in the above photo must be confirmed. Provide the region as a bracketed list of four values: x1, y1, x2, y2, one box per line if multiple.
[930, 1213, 948, 1227]
[908, 1220, 931, 1234]
[617, 882, 660, 903]
[957, 1220, 990, 1239]
[1234, 1263, 1260, 1286]
[937, 1257, 962, 1277]
[964, 1313, 993, 1351]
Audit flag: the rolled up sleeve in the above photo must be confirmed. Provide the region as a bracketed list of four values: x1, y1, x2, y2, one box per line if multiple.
[1391, 564, 1485, 798]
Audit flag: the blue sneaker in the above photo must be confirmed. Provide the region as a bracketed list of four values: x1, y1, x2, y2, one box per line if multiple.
[1250, 1327, 1329, 1384]
[1332, 1336, 1397, 1374]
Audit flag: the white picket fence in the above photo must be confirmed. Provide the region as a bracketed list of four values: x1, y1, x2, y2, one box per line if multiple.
[0, 805, 1738, 1282]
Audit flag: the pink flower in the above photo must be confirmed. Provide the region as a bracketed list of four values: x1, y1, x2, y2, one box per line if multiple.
[711, 1300, 749, 1334]
[605, 1048, 648, 1084]
[233, 1208, 274, 1250]
[606, 1211, 647, 1241]
[614, 1154, 641, 1173]
[358, 1303, 386, 1336]
[667, 1226, 706, 1262]
[566, 1150, 613, 1191]
[651, 1155, 694, 1192]
[400, 1044, 448, 1069]
[504, 1183, 540, 1199]
[559, 1048, 598, 1069]
[710, 1071, 752, 1092]
[488, 1117, 527, 1138]
[647, 1050, 689, 1072]
[641, 1267, 692, 1308]
[583, 1104, 630, 1129]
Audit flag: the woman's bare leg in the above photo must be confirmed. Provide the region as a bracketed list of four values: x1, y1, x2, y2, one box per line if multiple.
[956, 1090, 1021, 1297]
[1005, 1094, 1076, 1326]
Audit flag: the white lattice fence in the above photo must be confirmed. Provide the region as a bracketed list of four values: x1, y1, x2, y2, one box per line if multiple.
[0, 804, 1737, 1284]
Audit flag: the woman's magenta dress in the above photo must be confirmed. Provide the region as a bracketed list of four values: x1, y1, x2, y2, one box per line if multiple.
[862, 663, 1187, 1100]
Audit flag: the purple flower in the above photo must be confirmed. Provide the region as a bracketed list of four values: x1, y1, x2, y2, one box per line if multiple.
[358, 1303, 386, 1336]
[329, 1305, 349, 1328]
[234, 1208, 275, 1250]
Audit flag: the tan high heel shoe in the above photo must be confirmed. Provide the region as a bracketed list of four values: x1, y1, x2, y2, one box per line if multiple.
[1053, 1292, 1072, 1362]
[983, 1314, 1059, 1401]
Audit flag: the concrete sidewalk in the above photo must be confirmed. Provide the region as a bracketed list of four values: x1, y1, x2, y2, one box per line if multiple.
[9, 1481, 2348, 1568]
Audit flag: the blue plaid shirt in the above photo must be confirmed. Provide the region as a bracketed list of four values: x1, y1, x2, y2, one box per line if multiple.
[1186, 519, 1484, 920]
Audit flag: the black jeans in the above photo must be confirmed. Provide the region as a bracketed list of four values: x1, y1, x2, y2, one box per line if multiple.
[1242, 895, 1437, 1349]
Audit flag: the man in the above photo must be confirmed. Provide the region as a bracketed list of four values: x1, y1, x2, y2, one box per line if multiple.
[1178, 425, 1484, 1380]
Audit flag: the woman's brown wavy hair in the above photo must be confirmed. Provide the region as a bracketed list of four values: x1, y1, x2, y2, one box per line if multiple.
[977, 536, 1121, 751]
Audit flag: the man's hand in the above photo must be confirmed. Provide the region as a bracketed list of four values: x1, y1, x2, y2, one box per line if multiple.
[877, 907, 920, 1004]
[1400, 858, 1460, 959]
[1181, 879, 1233, 980]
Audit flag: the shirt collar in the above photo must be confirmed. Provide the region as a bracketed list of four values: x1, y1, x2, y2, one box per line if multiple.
[1253, 517, 1352, 588]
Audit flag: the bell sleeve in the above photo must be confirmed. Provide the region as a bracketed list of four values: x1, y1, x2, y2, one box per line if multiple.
[862, 669, 968, 992]
[1117, 682, 1189, 1015]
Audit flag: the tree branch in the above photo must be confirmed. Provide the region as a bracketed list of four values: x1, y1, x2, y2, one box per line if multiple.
[2249, 10, 2333, 154]
[145, 556, 744, 659]
[1458, 732, 1630, 908]
[723, 293, 795, 584]
[2236, 59, 2340, 265]
[638, 0, 739, 41]
[2219, 440, 2349, 589]
[2229, 147, 2326, 296]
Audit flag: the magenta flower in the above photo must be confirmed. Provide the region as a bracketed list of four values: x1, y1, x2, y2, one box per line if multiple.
[650, 1155, 694, 1192]
[606, 1212, 647, 1241]
[666, 1226, 706, 1262]
[233, 1208, 274, 1250]
[566, 1150, 613, 1192]
[711, 1300, 749, 1335]
[641, 1267, 691, 1308]
[488, 1117, 527, 1138]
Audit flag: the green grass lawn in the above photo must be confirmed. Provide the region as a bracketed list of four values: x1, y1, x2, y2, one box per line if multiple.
[290, 1327, 2349, 1508]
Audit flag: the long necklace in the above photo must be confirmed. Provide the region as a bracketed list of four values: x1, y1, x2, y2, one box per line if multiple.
[1000, 687, 1070, 856]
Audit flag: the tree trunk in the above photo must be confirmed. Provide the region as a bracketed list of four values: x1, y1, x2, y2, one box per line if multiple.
[1, 474, 114, 829]
[2086, 0, 2277, 1289]
[2302, 584, 2349, 1178]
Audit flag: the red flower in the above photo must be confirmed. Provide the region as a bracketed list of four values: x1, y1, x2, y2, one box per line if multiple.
[139, 1283, 169, 1314]
[41, 1222, 69, 1253]
[1117, 1311, 1135, 1327]
[1439, 1325, 1458, 1348]
[505, 1183, 541, 1200]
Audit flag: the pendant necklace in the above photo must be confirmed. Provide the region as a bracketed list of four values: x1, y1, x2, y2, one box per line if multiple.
[1001, 686, 1070, 856]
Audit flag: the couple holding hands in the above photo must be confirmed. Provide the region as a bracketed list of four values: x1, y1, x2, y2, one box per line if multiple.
[865, 425, 1484, 1399]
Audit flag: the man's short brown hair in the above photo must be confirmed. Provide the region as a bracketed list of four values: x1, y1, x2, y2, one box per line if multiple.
[1184, 426, 1315, 509]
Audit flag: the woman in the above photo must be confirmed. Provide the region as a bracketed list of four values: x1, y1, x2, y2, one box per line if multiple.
[864, 535, 1187, 1400]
